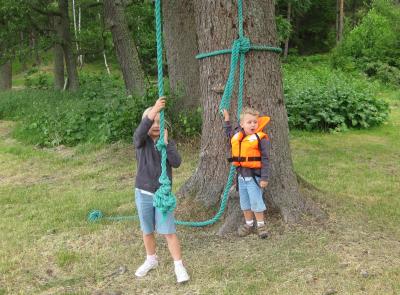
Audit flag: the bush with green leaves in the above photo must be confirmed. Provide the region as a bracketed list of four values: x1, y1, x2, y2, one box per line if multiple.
[283, 64, 389, 131]
[332, 0, 400, 85]
[0, 72, 202, 146]
[24, 67, 52, 89]
[0, 73, 151, 146]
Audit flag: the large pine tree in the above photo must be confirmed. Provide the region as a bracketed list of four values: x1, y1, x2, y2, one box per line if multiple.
[179, 0, 323, 233]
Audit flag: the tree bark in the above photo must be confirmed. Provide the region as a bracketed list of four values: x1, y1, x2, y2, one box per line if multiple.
[339, 0, 344, 42]
[336, 0, 339, 43]
[180, 0, 323, 233]
[283, 2, 292, 59]
[103, 0, 145, 96]
[54, 16, 65, 90]
[163, 0, 201, 109]
[30, 30, 41, 66]
[0, 61, 12, 91]
[19, 32, 28, 71]
[58, 0, 79, 91]
[336, 0, 344, 43]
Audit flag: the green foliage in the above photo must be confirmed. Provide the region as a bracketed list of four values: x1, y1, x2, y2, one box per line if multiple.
[125, 1, 157, 75]
[275, 15, 292, 43]
[0, 72, 202, 146]
[0, 73, 149, 146]
[286, 0, 337, 54]
[283, 61, 389, 131]
[23, 67, 51, 89]
[172, 107, 202, 138]
[332, 0, 400, 85]
[176, 107, 202, 138]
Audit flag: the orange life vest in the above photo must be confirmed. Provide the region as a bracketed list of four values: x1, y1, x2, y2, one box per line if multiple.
[229, 116, 270, 169]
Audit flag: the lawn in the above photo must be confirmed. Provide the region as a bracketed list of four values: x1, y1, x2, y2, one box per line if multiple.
[0, 91, 399, 294]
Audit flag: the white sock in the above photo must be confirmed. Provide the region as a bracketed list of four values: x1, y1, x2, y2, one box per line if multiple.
[257, 221, 265, 227]
[245, 220, 254, 226]
[147, 254, 157, 262]
[174, 260, 183, 268]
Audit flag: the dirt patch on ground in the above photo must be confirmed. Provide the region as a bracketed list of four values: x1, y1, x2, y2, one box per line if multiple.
[0, 120, 15, 138]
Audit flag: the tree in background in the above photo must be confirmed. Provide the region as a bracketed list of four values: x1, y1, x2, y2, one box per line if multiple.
[53, 15, 65, 90]
[277, 0, 312, 58]
[58, 0, 79, 91]
[0, 0, 32, 90]
[336, 0, 345, 43]
[26, 0, 80, 91]
[332, 0, 400, 85]
[0, 61, 12, 91]
[104, 0, 145, 96]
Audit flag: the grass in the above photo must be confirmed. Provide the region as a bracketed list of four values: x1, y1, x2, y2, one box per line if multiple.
[0, 81, 399, 293]
[1, 93, 399, 294]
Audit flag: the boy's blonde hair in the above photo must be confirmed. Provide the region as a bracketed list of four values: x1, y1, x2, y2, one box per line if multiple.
[142, 107, 153, 119]
[239, 107, 259, 122]
[142, 106, 171, 130]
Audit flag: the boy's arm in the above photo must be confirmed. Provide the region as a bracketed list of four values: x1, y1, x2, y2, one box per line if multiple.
[222, 109, 234, 137]
[134, 97, 166, 148]
[166, 140, 182, 168]
[133, 116, 153, 148]
[260, 138, 270, 182]
[223, 120, 233, 137]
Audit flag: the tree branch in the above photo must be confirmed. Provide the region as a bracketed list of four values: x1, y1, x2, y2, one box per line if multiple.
[29, 4, 62, 17]
[82, 1, 103, 9]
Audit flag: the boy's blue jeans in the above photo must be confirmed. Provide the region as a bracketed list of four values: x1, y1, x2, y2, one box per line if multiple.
[135, 188, 176, 235]
[238, 176, 267, 212]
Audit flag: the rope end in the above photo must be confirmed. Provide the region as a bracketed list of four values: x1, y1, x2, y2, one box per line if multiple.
[88, 210, 103, 222]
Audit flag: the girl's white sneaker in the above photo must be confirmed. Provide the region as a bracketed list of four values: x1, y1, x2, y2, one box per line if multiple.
[174, 264, 190, 283]
[135, 259, 158, 277]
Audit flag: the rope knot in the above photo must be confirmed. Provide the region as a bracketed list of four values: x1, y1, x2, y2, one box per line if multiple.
[237, 37, 251, 54]
[156, 140, 166, 151]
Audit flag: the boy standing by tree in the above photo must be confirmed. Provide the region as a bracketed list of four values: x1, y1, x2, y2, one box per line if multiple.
[223, 107, 270, 239]
[134, 97, 189, 283]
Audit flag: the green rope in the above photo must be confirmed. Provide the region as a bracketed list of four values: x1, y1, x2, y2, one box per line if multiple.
[153, 0, 177, 217]
[87, 0, 281, 226]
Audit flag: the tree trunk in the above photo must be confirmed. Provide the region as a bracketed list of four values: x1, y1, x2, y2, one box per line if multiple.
[337, 0, 344, 43]
[19, 32, 28, 71]
[103, 0, 145, 96]
[30, 31, 41, 66]
[180, 0, 323, 233]
[336, 0, 339, 43]
[339, 0, 344, 42]
[0, 61, 12, 91]
[163, 0, 201, 109]
[283, 2, 292, 59]
[58, 0, 79, 91]
[54, 16, 65, 90]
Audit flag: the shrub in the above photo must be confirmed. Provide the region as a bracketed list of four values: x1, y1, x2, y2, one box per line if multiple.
[283, 64, 389, 131]
[0, 72, 202, 146]
[332, 0, 400, 85]
[24, 67, 52, 89]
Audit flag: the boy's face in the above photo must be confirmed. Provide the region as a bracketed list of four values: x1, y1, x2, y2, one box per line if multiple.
[240, 113, 259, 135]
[148, 113, 161, 139]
